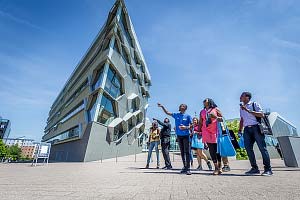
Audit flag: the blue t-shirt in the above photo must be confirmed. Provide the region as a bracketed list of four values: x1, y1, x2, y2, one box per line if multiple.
[172, 113, 192, 136]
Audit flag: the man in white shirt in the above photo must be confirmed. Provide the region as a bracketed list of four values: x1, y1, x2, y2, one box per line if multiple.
[239, 92, 273, 176]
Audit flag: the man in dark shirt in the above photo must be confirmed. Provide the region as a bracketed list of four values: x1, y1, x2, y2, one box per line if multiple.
[153, 117, 172, 169]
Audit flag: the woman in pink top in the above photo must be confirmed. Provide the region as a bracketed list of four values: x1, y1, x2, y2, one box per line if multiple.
[199, 98, 223, 175]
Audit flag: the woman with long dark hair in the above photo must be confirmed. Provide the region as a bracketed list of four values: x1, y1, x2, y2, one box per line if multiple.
[199, 98, 223, 175]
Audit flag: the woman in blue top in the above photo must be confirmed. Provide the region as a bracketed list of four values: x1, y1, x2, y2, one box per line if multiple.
[157, 103, 192, 175]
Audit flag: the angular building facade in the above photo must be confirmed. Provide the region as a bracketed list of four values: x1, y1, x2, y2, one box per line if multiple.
[42, 0, 151, 162]
[0, 117, 11, 141]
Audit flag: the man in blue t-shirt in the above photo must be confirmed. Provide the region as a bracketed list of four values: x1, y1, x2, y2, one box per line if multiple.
[157, 103, 192, 175]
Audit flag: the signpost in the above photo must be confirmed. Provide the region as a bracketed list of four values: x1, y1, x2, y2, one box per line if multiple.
[32, 142, 51, 166]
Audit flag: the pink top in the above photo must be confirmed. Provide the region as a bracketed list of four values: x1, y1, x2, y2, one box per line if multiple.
[200, 108, 218, 143]
[193, 124, 200, 133]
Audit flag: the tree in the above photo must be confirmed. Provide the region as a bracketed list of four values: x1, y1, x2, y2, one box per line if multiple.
[7, 144, 22, 161]
[0, 139, 7, 159]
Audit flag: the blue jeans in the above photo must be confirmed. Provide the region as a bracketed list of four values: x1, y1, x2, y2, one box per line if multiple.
[147, 141, 160, 165]
[244, 125, 271, 171]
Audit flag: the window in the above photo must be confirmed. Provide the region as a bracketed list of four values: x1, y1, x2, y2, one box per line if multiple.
[104, 67, 122, 98]
[92, 67, 105, 91]
[129, 66, 137, 80]
[140, 65, 145, 73]
[134, 51, 140, 65]
[117, 29, 123, 43]
[137, 75, 142, 86]
[136, 112, 143, 124]
[45, 126, 80, 144]
[121, 46, 130, 64]
[60, 102, 84, 124]
[132, 98, 139, 112]
[97, 94, 116, 125]
[88, 94, 98, 122]
[113, 123, 125, 141]
[127, 117, 135, 131]
[119, 12, 133, 47]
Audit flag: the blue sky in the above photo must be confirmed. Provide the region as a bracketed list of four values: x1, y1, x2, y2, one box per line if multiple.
[0, 0, 299, 141]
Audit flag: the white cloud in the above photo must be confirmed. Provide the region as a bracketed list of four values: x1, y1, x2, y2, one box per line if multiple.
[0, 10, 44, 31]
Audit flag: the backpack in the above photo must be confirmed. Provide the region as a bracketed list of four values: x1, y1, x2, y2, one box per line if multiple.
[252, 102, 273, 135]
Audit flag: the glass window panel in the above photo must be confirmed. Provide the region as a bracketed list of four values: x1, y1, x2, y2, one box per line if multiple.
[104, 66, 122, 98]
[92, 68, 104, 90]
[119, 12, 133, 47]
[97, 94, 116, 125]
[107, 67, 114, 81]
[88, 94, 98, 122]
[109, 85, 119, 98]
[104, 79, 113, 93]
[45, 126, 80, 144]
[60, 102, 84, 124]
[112, 76, 121, 88]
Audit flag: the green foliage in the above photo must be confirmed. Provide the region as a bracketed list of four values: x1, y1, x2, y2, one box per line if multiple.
[226, 119, 240, 134]
[226, 119, 248, 160]
[236, 148, 249, 160]
[1, 141, 33, 162]
[7, 144, 22, 161]
[0, 139, 7, 158]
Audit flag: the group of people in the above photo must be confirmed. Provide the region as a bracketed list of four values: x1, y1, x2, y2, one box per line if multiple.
[145, 92, 273, 177]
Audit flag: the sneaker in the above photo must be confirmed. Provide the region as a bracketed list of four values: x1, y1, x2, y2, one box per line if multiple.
[245, 168, 260, 175]
[162, 166, 168, 169]
[196, 165, 203, 171]
[213, 169, 221, 175]
[167, 166, 173, 170]
[261, 170, 273, 177]
[145, 164, 149, 169]
[207, 161, 213, 171]
[222, 165, 231, 172]
[186, 170, 192, 175]
[180, 167, 187, 174]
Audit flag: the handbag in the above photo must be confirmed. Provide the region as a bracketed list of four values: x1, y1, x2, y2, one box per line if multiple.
[217, 121, 236, 157]
[191, 133, 204, 149]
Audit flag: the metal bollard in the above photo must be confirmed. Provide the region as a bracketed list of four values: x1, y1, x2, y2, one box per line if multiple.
[116, 149, 119, 163]
[134, 148, 137, 163]
[173, 153, 175, 162]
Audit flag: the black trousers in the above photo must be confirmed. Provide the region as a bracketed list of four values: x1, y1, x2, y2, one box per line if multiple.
[207, 143, 221, 164]
[161, 138, 172, 167]
[244, 125, 271, 171]
[177, 135, 190, 170]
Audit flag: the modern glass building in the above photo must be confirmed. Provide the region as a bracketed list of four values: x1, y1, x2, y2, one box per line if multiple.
[0, 117, 11, 141]
[268, 112, 298, 137]
[264, 112, 298, 156]
[42, 0, 151, 162]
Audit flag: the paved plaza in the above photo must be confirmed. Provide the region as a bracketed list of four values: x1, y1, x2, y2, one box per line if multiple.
[0, 153, 299, 200]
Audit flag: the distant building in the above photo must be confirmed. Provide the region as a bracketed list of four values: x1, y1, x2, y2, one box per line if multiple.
[5, 138, 34, 146]
[21, 145, 36, 159]
[0, 117, 11, 140]
[42, 0, 151, 162]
